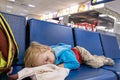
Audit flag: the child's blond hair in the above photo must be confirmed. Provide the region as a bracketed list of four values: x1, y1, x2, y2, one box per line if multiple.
[24, 42, 50, 67]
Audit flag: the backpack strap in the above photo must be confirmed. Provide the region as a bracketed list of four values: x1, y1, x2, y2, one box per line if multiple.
[0, 51, 7, 68]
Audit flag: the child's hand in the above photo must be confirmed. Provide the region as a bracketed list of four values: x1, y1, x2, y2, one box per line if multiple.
[7, 67, 18, 80]
[57, 63, 64, 67]
[7, 67, 13, 76]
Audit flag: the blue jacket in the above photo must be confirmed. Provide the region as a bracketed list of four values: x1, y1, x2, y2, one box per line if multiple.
[51, 43, 80, 69]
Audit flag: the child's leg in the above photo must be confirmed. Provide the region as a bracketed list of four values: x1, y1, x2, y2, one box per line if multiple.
[105, 58, 114, 65]
[85, 57, 104, 68]
[91, 55, 114, 67]
[76, 46, 94, 61]
[75, 46, 110, 68]
[94, 55, 114, 66]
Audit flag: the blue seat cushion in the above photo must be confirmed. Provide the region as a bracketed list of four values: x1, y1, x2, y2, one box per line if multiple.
[66, 65, 117, 80]
[100, 34, 120, 79]
[73, 29, 117, 79]
[102, 59, 120, 79]
[74, 28, 103, 56]
[28, 19, 74, 47]
[11, 66, 24, 75]
[100, 34, 120, 58]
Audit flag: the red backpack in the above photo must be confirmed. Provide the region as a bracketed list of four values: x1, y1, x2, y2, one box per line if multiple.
[0, 13, 19, 74]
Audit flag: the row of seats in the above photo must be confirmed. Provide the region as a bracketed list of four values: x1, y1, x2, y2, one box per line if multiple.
[28, 19, 120, 80]
[0, 12, 120, 80]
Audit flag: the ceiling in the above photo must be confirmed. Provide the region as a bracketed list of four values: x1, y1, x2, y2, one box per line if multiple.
[0, 0, 120, 29]
[105, 0, 120, 15]
[0, 0, 88, 16]
[0, 0, 120, 20]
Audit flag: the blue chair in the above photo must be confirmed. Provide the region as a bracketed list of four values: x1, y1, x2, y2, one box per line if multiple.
[27, 19, 74, 47]
[74, 28, 103, 55]
[66, 65, 116, 80]
[27, 19, 117, 80]
[100, 34, 120, 80]
[72, 28, 117, 80]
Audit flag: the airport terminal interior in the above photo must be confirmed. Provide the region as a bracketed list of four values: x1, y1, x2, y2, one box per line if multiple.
[0, 0, 120, 80]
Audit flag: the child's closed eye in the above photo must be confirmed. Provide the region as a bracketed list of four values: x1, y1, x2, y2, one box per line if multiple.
[45, 58, 48, 61]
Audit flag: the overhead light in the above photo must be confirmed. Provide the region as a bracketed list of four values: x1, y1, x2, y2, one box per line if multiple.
[116, 21, 120, 24]
[96, 26, 106, 30]
[59, 17, 63, 20]
[23, 9, 28, 12]
[6, 10, 11, 13]
[99, 14, 107, 17]
[6, 5, 13, 8]
[28, 4, 36, 8]
[20, 13, 26, 16]
[68, 14, 71, 16]
[108, 15, 116, 20]
[8, 0, 15, 2]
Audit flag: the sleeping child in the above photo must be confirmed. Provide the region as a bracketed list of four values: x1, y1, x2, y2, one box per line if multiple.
[7, 42, 114, 80]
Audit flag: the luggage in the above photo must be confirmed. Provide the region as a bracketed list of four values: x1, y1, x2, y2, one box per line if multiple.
[0, 13, 19, 74]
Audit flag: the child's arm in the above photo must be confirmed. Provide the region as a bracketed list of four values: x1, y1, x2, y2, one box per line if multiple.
[8, 74, 18, 80]
[60, 50, 80, 69]
[7, 67, 18, 80]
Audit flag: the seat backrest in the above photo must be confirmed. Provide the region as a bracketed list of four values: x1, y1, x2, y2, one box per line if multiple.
[74, 28, 103, 55]
[2, 12, 26, 64]
[27, 19, 74, 47]
[100, 34, 120, 59]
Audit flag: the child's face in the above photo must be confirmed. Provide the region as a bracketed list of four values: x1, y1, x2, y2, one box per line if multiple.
[34, 50, 55, 66]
